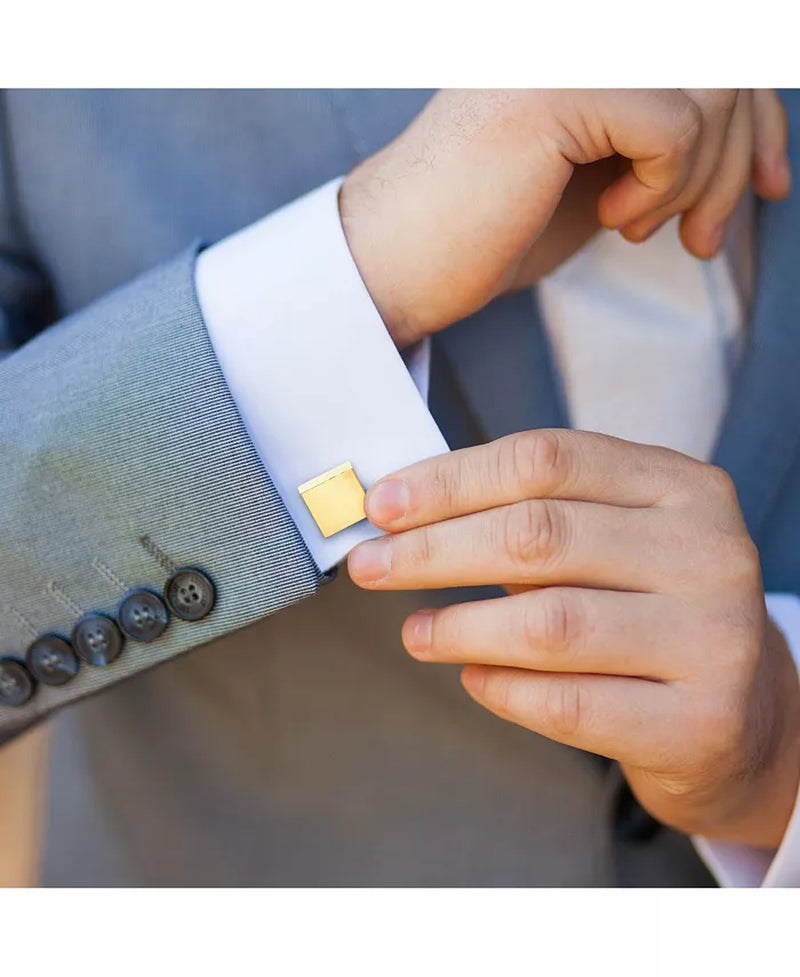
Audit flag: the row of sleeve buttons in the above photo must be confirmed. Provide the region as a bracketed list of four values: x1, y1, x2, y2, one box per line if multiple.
[0, 567, 215, 709]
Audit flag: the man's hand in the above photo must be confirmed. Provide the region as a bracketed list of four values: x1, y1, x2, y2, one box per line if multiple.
[340, 89, 790, 348]
[347, 430, 800, 849]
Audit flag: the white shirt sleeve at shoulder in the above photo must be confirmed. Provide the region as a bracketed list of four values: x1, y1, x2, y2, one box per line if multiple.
[194, 177, 445, 573]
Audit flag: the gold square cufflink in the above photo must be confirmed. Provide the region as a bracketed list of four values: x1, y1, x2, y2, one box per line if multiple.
[298, 462, 367, 538]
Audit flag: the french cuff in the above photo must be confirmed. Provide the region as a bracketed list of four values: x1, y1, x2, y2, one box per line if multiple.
[693, 593, 800, 886]
[194, 177, 447, 573]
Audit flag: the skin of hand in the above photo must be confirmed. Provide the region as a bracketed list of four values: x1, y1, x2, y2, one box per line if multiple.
[339, 89, 791, 349]
[347, 430, 800, 850]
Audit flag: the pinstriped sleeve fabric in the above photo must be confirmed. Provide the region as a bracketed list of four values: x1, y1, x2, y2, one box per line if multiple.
[0, 247, 324, 745]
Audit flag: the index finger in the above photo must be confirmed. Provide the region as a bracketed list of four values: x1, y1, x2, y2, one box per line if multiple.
[365, 429, 700, 531]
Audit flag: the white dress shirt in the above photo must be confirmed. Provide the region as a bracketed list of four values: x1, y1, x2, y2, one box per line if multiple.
[195, 177, 800, 887]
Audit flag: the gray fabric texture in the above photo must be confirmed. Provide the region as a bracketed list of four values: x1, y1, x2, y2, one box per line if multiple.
[0, 244, 321, 744]
[42, 570, 713, 887]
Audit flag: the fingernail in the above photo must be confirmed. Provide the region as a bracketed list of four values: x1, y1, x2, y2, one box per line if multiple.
[366, 479, 409, 524]
[348, 537, 392, 583]
[404, 609, 434, 654]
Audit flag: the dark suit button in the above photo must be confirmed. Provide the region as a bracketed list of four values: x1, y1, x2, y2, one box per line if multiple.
[612, 779, 662, 842]
[118, 590, 169, 642]
[26, 635, 79, 686]
[72, 613, 124, 666]
[164, 568, 216, 621]
[0, 659, 35, 707]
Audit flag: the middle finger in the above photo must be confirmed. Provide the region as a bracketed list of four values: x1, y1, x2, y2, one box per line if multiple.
[349, 499, 686, 592]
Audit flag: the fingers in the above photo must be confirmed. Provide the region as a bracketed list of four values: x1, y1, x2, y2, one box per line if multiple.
[350, 498, 674, 592]
[460, 664, 672, 765]
[612, 89, 739, 250]
[595, 89, 791, 261]
[402, 588, 689, 681]
[752, 89, 792, 200]
[365, 429, 697, 533]
[622, 91, 751, 257]
[679, 90, 755, 259]
[587, 89, 703, 227]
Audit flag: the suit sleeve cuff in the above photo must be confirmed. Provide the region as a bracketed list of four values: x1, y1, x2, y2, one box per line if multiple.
[193, 177, 446, 573]
[693, 593, 800, 886]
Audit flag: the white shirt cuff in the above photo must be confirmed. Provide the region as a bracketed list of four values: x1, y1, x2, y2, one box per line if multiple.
[194, 177, 447, 573]
[693, 592, 800, 886]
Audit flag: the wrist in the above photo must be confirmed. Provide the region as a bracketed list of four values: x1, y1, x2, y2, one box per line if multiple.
[338, 147, 518, 350]
[705, 621, 800, 849]
[339, 161, 421, 350]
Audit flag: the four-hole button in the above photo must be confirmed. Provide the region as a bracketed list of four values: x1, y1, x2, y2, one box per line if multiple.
[164, 568, 216, 622]
[118, 589, 169, 643]
[26, 635, 79, 686]
[72, 613, 125, 667]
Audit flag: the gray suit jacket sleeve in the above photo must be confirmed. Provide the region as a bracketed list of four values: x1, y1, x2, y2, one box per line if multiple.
[0, 239, 325, 744]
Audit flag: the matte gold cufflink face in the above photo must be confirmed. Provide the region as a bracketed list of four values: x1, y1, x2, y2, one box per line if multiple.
[298, 462, 367, 538]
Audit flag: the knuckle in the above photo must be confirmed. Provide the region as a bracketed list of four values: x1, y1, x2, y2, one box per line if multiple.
[409, 525, 435, 570]
[507, 429, 571, 496]
[431, 456, 459, 513]
[695, 528, 761, 590]
[545, 679, 586, 737]
[503, 503, 534, 566]
[701, 464, 740, 507]
[540, 589, 573, 651]
[722, 535, 762, 589]
[693, 500, 761, 589]
[506, 431, 539, 494]
[504, 499, 566, 571]
[526, 590, 581, 663]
